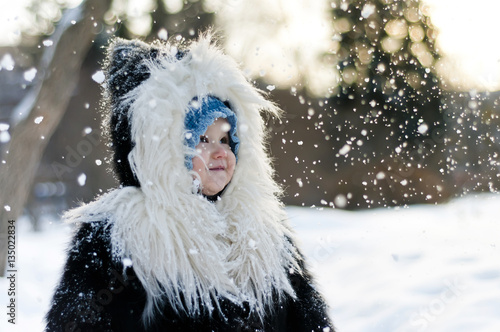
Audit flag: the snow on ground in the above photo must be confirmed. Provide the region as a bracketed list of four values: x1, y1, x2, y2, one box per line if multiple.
[1, 193, 500, 331]
[288, 193, 500, 332]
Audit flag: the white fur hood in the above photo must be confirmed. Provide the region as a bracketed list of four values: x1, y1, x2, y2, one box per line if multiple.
[63, 34, 300, 322]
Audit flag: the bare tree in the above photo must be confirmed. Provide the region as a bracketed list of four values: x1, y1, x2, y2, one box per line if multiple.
[0, 0, 112, 276]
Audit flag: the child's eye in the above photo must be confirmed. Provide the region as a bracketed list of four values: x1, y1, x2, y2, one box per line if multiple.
[199, 135, 209, 143]
[220, 136, 229, 144]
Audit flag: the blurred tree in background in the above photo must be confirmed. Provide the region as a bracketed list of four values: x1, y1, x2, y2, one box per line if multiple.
[319, 0, 500, 208]
[321, 0, 449, 208]
[0, 0, 112, 275]
[266, 0, 450, 209]
[332, 0, 443, 143]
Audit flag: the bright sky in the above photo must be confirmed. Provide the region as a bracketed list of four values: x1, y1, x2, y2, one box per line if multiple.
[0, 1, 27, 46]
[0, 0, 82, 46]
[1, 0, 500, 92]
[424, 0, 500, 91]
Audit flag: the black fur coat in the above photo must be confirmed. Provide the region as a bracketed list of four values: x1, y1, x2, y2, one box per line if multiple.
[45, 220, 333, 331]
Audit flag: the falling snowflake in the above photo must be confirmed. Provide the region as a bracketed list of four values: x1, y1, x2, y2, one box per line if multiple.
[339, 144, 351, 155]
[158, 28, 168, 40]
[0, 54, 14, 71]
[0, 123, 10, 143]
[418, 123, 429, 134]
[334, 194, 347, 208]
[77, 173, 87, 186]
[0, 132, 10, 143]
[92, 71, 105, 84]
[23, 68, 37, 82]
[361, 4, 376, 18]
[122, 257, 133, 267]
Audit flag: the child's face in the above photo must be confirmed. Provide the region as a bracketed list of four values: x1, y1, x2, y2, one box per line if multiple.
[192, 118, 236, 196]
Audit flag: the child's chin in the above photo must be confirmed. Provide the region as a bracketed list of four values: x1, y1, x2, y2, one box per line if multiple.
[203, 182, 227, 196]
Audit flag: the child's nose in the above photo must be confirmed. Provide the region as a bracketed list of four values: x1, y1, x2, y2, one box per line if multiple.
[212, 144, 227, 159]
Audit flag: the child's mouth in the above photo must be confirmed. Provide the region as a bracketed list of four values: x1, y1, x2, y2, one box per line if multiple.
[209, 166, 225, 171]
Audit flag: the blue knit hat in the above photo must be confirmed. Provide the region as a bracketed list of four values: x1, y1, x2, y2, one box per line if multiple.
[184, 96, 239, 169]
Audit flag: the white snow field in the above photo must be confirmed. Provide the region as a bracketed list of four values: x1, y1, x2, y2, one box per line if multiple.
[1, 193, 499, 331]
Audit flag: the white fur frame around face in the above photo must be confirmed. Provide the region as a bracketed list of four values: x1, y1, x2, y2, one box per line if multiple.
[65, 34, 300, 323]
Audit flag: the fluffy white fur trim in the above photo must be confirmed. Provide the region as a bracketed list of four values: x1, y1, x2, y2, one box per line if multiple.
[65, 34, 300, 323]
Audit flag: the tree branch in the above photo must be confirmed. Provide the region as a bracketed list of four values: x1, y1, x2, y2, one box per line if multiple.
[0, 0, 111, 276]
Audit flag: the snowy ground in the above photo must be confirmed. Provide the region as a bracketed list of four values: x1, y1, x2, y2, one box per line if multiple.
[1, 193, 500, 331]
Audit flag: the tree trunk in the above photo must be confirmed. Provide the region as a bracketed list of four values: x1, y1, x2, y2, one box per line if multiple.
[0, 0, 111, 276]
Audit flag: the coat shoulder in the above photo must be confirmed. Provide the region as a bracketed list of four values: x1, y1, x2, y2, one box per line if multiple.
[45, 220, 120, 331]
[284, 237, 335, 332]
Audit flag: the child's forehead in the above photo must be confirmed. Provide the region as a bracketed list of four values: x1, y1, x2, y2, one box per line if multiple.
[212, 117, 229, 123]
[206, 118, 230, 129]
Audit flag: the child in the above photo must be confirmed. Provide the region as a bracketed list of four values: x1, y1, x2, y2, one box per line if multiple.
[46, 33, 334, 331]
